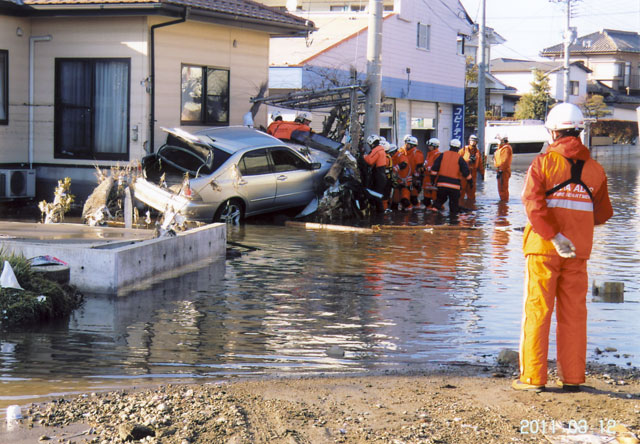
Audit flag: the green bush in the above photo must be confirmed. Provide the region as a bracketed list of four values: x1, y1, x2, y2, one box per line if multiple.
[0, 249, 83, 328]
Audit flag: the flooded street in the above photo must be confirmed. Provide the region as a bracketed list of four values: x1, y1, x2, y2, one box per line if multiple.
[1, 155, 639, 411]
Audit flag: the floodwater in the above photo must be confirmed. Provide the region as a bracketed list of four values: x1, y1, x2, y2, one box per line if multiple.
[1, 154, 639, 411]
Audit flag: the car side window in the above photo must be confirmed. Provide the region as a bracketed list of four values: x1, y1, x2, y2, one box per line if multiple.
[270, 148, 308, 173]
[239, 149, 271, 176]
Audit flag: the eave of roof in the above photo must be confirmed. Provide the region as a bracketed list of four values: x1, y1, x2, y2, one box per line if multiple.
[12, 0, 314, 35]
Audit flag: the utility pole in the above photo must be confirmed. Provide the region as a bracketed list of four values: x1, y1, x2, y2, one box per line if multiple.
[550, 0, 579, 102]
[364, 0, 383, 141]
[477, 0, 486, 153]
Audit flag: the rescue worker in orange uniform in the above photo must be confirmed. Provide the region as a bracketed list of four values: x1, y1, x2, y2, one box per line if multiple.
[494, 136, 513, 202]
[383, 143, 398, 212]
[271, 111, 312, 140]
[460, 134, 485, 204]
[403, 135, 425, 210]
[266, 110, 284, 135]
[422, 138, 440, 208]
[363, 134, 390, 213]
[390, 142, 412, 211]
[513, 103, 613, 392]
[430, 139, 472, 218]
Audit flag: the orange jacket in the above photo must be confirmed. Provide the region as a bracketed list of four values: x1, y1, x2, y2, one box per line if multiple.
[405, 145, 425, 177]
[392, 148, 412, 186]
[267, 120, 284, 135]
[522, 136, 613, 259]
[364, 145, 388, 168]
[461, 144, 485, 177]
[431, 150, 471, 190]
[424, 149, 440, 173]
[494, 143, 512, 173]
[271, 121, 311, 140]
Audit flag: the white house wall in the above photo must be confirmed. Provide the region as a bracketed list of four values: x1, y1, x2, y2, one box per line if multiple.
[153, 19, 269, 150]
[30, 16, 148, 166]
[0, 16, 31, 164]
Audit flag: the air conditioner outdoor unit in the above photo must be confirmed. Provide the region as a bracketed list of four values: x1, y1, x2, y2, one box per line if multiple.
[0, 169, 36, 198]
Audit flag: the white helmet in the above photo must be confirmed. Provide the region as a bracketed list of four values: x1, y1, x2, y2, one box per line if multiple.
[367, 134, 381, 147]
[469, 134, 478, 142]
[427, 138, 440, 147]
[296, 111, 312, 122]
[271, 110, 282, 120]
[386, 143, 398, 155]
[545, 103, 585, 131]
[449, 139, 461, 149]
[405, 135, 418, 146]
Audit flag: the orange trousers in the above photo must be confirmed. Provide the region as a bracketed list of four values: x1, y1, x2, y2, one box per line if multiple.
[519, 254, 588, 386]
[497, 170, 510, 201]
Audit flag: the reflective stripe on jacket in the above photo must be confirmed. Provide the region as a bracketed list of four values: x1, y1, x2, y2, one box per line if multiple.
[364, 145, 388, 168]
[522, 136, 613, 259]
[431, 150, 471, 190]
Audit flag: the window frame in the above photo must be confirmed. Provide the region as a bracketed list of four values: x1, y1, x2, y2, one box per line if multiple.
[417, 22, 431, 51]
[0, 50, 8, 125]
[180, 64, 230, 127]
[54, 57, 131, 161]
[569, 80, 580, 96]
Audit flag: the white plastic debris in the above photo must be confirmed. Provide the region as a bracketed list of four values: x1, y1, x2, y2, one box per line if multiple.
[0, 261, 23, 290]
[6, 405, 22, 420]
[36, 295, 46, 303]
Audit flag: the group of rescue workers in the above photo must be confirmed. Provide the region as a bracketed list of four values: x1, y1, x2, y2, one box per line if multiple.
[362, 130, 514, 217]
[266, 110, 313, 140]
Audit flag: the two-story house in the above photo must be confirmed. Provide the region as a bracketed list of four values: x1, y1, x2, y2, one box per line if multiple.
[541, 29, 640, 121]
[489, 58, 591, 116]
[0, 0, 312, 201]
[264, 0, 473, 149]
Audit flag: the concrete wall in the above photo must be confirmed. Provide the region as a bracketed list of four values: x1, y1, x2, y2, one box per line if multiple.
[3, 222, 226, 294]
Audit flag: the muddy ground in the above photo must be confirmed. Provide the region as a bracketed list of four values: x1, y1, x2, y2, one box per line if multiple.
[2, 362, 639, 444]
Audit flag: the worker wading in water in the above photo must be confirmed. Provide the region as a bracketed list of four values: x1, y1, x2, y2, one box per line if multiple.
[513, 103, 613, 392]
[430, 139, 471, 218]
[363, 134, 390, 213]
[422, 138, 440, 208]
[460, 134, 485, 205]
[404, 135, 425, 210]
[494, 136, 512, 202]
[390, 143, 413, 211]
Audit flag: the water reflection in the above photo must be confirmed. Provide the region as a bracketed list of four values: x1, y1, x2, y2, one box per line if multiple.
[1, 155, 639, 409]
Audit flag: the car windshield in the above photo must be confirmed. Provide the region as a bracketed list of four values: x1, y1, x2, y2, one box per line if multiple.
[161, 134, 231, 176]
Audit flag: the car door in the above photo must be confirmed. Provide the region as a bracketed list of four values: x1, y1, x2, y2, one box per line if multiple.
[237, 148, 276, 214]
[268, 147, 316, 209]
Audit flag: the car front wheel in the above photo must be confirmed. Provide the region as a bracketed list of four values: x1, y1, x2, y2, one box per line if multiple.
[214, 199, 244, 224]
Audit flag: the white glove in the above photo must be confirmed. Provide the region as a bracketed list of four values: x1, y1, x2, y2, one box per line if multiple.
[551, 233, 576, 258]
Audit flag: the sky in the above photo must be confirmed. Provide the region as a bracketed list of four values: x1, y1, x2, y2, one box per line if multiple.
[459, 0, 640, 60]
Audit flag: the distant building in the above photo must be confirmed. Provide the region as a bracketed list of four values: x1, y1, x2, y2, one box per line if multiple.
[490, 58, 591, 116]
[541, 29, 640, 122]
[264, 0, 473, 149]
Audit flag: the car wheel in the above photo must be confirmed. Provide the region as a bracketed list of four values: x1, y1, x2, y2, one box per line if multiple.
[214, 199, 244, 224]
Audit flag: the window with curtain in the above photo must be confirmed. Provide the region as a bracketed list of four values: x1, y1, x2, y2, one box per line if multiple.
[181, 64, 229, 126]
[0, 50, 7, 124]
[54, 58, 129, 160]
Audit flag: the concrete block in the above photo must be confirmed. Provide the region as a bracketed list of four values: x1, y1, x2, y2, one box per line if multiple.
[1, 222, 226, 294]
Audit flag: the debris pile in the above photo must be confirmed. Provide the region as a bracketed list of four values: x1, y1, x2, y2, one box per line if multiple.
[38, 177, 74, 224]
[82, 163, 141, 226]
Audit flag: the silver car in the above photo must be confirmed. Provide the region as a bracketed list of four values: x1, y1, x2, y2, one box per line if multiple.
[134, 126, 335, 223]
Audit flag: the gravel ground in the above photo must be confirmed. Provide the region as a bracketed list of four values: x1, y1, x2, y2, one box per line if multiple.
[2, 363, 640, 444]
